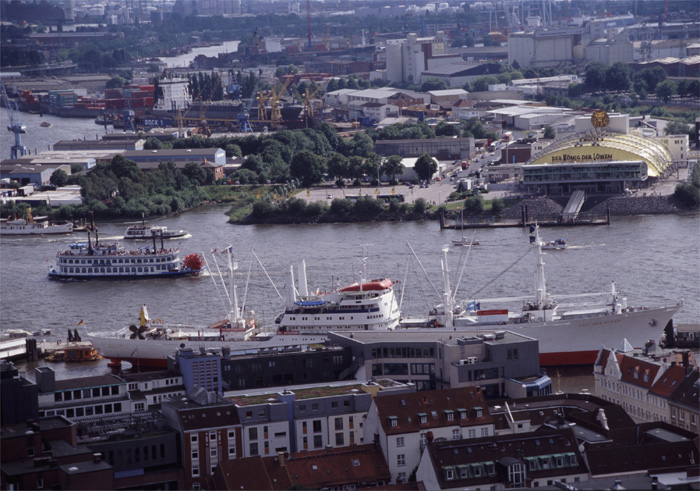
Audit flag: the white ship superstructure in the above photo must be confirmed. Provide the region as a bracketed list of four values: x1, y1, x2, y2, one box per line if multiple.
[409, 243, 682, 366]
[87, 252, 401, 367]
[274, 259, 401, 333]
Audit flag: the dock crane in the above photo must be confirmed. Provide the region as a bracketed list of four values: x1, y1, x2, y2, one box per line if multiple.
[1, 79, 28, 159]
[237, 77, 261, 133]
[269, 78, 292, 124]
[301, 84, 323, 119]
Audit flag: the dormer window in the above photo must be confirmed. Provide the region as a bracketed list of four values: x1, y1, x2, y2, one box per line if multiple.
[418, 413, 428, 424]
[389, 416, 398, 427]
[458, 409, 467, 420]
[445, 410, 454, 421]
[474, 407, 483, 418]
[444, 468, 454, 480]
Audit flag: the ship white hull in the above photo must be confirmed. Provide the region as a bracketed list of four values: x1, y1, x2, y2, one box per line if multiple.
[87, 332, 329, 368]
[450, 303, 681, 366]
[1, 222, 73, 235]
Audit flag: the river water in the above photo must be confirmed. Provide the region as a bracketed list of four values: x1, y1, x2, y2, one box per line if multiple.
[2, 107, 699, 387]
[158, 40, 240, 68]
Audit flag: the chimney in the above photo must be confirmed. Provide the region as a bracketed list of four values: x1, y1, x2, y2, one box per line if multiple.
[93, 452, 102, 463]
[278, 451, 285, 467]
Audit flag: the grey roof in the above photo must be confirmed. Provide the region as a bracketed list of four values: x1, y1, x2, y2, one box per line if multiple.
[124, 148, 222, 157]
[53, 374, 124, 391]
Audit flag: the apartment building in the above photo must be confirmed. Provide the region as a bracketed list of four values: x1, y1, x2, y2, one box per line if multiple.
[363, 386, 495, 483]
[594, 345, 698, 425]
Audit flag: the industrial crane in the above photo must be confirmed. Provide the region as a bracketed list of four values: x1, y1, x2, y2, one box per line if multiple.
[269, 78, 292, 124]
[1, 79, 28, 160]
[237, 76, 261, 133]
[301, 84, 323, 119]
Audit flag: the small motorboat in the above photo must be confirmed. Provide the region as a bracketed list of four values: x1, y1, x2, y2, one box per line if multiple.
[452, 236, 480, 246]
[541, 238, 567, 250]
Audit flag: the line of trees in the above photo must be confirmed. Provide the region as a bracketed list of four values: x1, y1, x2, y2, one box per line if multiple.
[581, 63, 699, 102]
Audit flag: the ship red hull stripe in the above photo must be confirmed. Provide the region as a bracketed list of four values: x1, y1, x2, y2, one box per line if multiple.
[539, 350, 598, 366]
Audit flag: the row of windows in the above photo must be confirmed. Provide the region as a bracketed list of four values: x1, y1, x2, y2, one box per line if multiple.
[105, 444, 166, 467]
[54, 385, 119, 402]
[60, 256, 174, 265]
[371, 347, 435, 359]
[41, 402, 123, 419]
[61, 265, 169, 274]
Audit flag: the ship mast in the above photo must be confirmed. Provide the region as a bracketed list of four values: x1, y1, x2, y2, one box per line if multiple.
[225, 246, 243, 328]
[441, 247, 454, 329]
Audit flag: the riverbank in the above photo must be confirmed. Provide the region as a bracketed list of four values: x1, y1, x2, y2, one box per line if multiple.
[226, 192, 698, 226]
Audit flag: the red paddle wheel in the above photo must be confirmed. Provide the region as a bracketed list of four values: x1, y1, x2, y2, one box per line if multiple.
[183, 253, 204, 273]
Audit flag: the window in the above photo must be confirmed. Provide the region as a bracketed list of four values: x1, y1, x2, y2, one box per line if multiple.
[397, 454, 406, 467]
[210, 430, 217, 441]
[191, 449, 199, 460]
[481, 427, 489, 437]
[396, 437, 405, 447]
[468, 428, 476, 438]
[314, 435, 323, 449]
[313, 420, 322, 433]
[335, 432, 344, 445]
[249, 442, 258, 456]
[445, 468, 454, 480]
[397, 472, 406, 483]
[453, 429, 460, 440]
[335, 417, 343, 430]
[192, 465, 200, 477]
[249, 427, 258, 440]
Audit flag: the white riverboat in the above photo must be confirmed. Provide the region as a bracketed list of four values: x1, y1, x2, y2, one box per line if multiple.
[47, 232, 204, 281]
[123, 223, 188, 240]
[1, 208, 73, 235]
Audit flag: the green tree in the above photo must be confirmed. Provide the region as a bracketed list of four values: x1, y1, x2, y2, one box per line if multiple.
[144, 137, 164, 149]
[420, 77, 448, 92]
[584, 63, 607, 92]
[471, 75, 499, 92]
[673, 183, 699, 209]
[224, 143, 242, 157]
[491, 198, 505, 214]
[464, 195, 484, 213]
[106, 76, 125, 89]
[413, 198, 427, 214]
[50, 169, 69, 187]
[543, 126, 555, 139]
[435, 121, 460, 137]
[381, 155, 404, 182]
[327, 153, 348, 180]
[289, 150, 327, 187]
[605, 62, 631, 92]
[414, 154, 437, 182]
[655, 80, 676, 102]
[664, 120, 693, 137]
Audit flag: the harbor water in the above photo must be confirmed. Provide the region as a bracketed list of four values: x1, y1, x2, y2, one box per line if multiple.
[1, 108, 699, 389]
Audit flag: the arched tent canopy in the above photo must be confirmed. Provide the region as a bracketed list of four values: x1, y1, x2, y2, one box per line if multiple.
[527, 131, 673, 178]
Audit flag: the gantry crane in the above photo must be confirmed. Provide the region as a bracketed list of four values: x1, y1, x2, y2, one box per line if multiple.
[1, 79, 28, 159]
[301, 84, 323, 119]
[269, 78, 292, 124]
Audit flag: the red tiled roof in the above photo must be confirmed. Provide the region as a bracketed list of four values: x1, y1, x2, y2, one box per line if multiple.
[285, 444, 390, 487]
[618, 356, 660, 388]
[212, 445, 388, 490]
[374, 387, 493, 435]
[650, 364, 689, 398]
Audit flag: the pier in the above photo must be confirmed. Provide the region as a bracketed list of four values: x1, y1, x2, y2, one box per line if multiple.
[439, 205, 610, 229]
